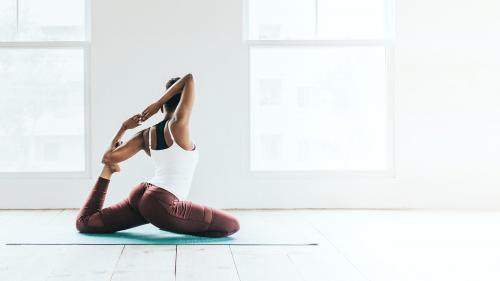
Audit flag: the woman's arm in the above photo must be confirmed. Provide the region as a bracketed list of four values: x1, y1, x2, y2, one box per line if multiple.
[172, 73, 195, 125]
[101, 114, 146, 164]
[140, 73, 194, 121]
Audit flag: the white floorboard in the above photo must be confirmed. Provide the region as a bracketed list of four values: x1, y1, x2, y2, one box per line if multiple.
[111, 245, 176, 281]
[45, 245, 124, 281]
[0, 245, 65, 281]
[286, 244, 368, 281]
[176, 245, 240, 281]
[230, 245, 303, 281]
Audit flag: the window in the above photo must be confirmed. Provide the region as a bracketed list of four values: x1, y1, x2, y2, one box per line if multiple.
[0, 0, 89, 173]
[246, 0, 393, 171]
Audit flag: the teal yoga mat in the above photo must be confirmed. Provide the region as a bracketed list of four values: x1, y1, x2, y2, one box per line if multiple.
[4, 212, 319, 245]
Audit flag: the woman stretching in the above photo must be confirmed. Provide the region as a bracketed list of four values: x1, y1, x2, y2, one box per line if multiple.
[76, 73, 240, 237]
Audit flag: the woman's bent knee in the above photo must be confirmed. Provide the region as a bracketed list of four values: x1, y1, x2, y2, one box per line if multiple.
[212, 210, 240, 236]
[205, 217, 240, 237]
[225, 216, 240, 236]
[75, 214, 114, 234]
[75, 217, 91, 233]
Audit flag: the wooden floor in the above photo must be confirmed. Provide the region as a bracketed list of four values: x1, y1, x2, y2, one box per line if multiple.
[1, 210, 500, 281]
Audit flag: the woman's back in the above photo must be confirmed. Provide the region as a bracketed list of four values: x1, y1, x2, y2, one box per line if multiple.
[146, 119, 199, 200]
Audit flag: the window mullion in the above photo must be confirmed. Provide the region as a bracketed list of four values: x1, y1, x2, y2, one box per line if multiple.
[314, 0, 319, 39]
[0, 41, 89, 48]
[247, 39, 391, 47]
[15, 0, 19, 33]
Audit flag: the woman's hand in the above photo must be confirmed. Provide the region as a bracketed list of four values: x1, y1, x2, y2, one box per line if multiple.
[122, 114, 142, 130]
[141, 102, 162, 122]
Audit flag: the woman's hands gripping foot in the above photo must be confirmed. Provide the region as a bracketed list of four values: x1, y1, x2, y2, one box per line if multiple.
[100, 163, 121, 180]
[107, 163, 121, 173]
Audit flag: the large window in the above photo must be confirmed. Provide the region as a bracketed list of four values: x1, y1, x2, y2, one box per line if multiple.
[0, 0, 89, 173]
[246, 0, 393, 171]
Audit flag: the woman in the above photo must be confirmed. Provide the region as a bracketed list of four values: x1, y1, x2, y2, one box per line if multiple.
[76, 73, 240, 237]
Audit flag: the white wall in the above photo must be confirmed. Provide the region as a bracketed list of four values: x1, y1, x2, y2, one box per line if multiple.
[2, 0, 500, 209]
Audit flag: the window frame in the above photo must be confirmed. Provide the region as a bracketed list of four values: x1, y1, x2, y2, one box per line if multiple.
[243, 0, 396, 177]
[0, 0, 91, 178]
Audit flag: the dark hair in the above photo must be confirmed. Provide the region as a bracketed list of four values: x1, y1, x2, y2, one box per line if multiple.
[164, 77, 181, 112]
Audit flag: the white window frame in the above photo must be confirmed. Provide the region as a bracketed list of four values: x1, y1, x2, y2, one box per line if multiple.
[0, 0, 92, 179]
[243, 0, 396, 178]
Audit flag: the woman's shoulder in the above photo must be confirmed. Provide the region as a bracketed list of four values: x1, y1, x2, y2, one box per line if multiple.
[169, 119, 194, 151]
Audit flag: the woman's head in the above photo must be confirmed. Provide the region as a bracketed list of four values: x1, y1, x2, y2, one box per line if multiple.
[163, 77, 181, 114]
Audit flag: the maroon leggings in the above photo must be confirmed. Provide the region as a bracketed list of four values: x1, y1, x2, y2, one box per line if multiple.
[76, 177, 240, 237]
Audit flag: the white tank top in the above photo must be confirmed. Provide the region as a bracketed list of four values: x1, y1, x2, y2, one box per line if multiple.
[147, 120, 199, 200]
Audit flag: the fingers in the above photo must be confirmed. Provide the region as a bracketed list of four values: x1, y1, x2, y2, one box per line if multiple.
[140, 112, 150, 122]
[140, 103, 159, 122]
[123, 114, 143, 129]
[131, 114, 141, 123]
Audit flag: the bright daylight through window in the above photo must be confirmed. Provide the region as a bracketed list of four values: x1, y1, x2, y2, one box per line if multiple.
[0, 0, 87, 172]
[247, 0, 391, 171]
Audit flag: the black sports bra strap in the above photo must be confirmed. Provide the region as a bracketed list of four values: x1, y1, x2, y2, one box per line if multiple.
[155, 119, 168, 150]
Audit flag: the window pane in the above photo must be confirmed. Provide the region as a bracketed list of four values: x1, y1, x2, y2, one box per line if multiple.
[248, 0, 315, 40]
[0, 0, 86, 41]
[0, 0, 17, 40]
[250, 46, 387, 171]
[0, 48, 85, 172]
[317, 0, 387, 39]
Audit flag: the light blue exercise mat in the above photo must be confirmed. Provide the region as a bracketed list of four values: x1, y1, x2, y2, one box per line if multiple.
[4, 211, 319, 245]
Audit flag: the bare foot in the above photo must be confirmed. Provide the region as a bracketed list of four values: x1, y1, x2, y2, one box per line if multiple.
[108, 163, 121, 173]
[99, 163, 120, 180]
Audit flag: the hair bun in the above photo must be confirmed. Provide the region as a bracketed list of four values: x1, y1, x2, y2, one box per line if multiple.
[166, 77, 181, 90]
